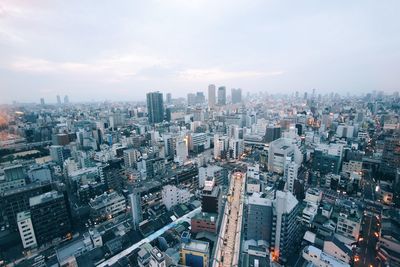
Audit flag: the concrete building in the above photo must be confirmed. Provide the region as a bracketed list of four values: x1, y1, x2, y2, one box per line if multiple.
[247, 164, 260, 180]
[377, 209, 400, 266]
[231, 88, 242, 104]
[245, 193, 272, 243]
[129, 189, 143, 230]
[302, 245, 350, 267]
[208, 84, 216, 108]
[180, 233, 209, 267]
[284, 158, 298, 193]
[229, 138, 244, 159]
[265, 125, 281, 143]
[198, 165, 226, 188]
[147, 91, 164, 124]
[123, 148, 140, 169]
[271, 191, 301, 263]
[17, 211, 37, 249]
[336, 211, 361, 241]
[89, 191, 126, 222]
[175, 138, 189, 164]
[217, 86, 226, 106]
[191, 212, 218, 234]
[161, 185, 191, 210]
[268, 138, 302, 174]
[201, 177, 222, 214]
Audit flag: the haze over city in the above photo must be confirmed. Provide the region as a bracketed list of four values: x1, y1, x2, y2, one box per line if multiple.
[1, 0, 400, 103]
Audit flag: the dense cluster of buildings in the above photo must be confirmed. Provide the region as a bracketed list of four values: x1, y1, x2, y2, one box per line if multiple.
[0, 88, 399, 267]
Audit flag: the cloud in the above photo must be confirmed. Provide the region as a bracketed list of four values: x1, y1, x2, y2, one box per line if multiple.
[178, 68, 283, 81]
[7, 53, 171, 82]
[6, 56, 283, 84]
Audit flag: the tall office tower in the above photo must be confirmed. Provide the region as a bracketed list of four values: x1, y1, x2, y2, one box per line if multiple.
[40, 98, 45, 105]
[271, 191, 301, 263]
[284, 158, 299, 193]
[231, 88, 242, 104]
[208, 84, 216, 108]
[217, 86, 226, 105]
[166, 92, 172, 104]
[196, 92, 205, 104]
[64, 95, 69, 104]
[187, 93, 196, 106]
[57, 95, 61, 105]
[146, 91, 164, 123]
[265, 125, 282, 143]
[128, 189, 143, 230]
[380, 134, 400, 177]
[29, 191, 72, 245]
[17, 211, 37, 249]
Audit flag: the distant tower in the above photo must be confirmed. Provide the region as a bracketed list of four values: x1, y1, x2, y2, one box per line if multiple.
[64, 95, 69, 104]
[231, 88, 242, 104]
[208, 84, 216, 108]
[217, 86, 226, 105]
[166, 93, 172, 104]
[40, 98, 45, 105]
[57, 95, 61, 105]
[146, 91, 164, 123]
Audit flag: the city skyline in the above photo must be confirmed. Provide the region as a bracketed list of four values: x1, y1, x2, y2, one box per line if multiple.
[1, 0, 400, 103]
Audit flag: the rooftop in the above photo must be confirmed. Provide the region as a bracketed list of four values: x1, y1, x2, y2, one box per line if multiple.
[181, 239, 209, 254]
[17, 211, 31, 222]
[29, 190, 63, 206]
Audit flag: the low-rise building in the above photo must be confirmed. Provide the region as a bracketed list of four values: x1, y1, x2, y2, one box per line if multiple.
[161, 185, 191, 211]
[191, 212, 218, 234]
[302, 245, 350, 267]
[336, 211, 361, 241]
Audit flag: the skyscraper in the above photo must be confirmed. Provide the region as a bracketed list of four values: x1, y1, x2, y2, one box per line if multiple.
[146, 91, 164, 124]
[57, 95, 61, 105]
[40, 98, 45, 105]
[231, 88, 242, 104]
[64, 95, 69, 104]
[166, 93, 172, 104]
[217, 86, 226, 105]
[208, 84, 216, 108]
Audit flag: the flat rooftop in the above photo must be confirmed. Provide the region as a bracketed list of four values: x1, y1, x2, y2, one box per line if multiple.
[29, 190, 63, 206]
[181, 240, 209, 254]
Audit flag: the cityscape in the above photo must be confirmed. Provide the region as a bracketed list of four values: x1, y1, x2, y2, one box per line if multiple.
[1, 2, 400, 267]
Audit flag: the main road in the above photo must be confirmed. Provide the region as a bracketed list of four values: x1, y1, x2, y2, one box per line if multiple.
[213, 172, 245, 267]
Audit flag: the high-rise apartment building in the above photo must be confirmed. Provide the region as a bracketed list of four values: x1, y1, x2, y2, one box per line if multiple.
[271, 191, 301, 263]
[166, 92, 172, 104]
[217, 86, 226, 105]
[208, 84, 216, 108]
[146, 91, 164, 124]
[231, 88, 242, 104]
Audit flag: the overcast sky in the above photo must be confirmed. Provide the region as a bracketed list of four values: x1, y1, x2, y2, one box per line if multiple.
[0, 0, 399, 103]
